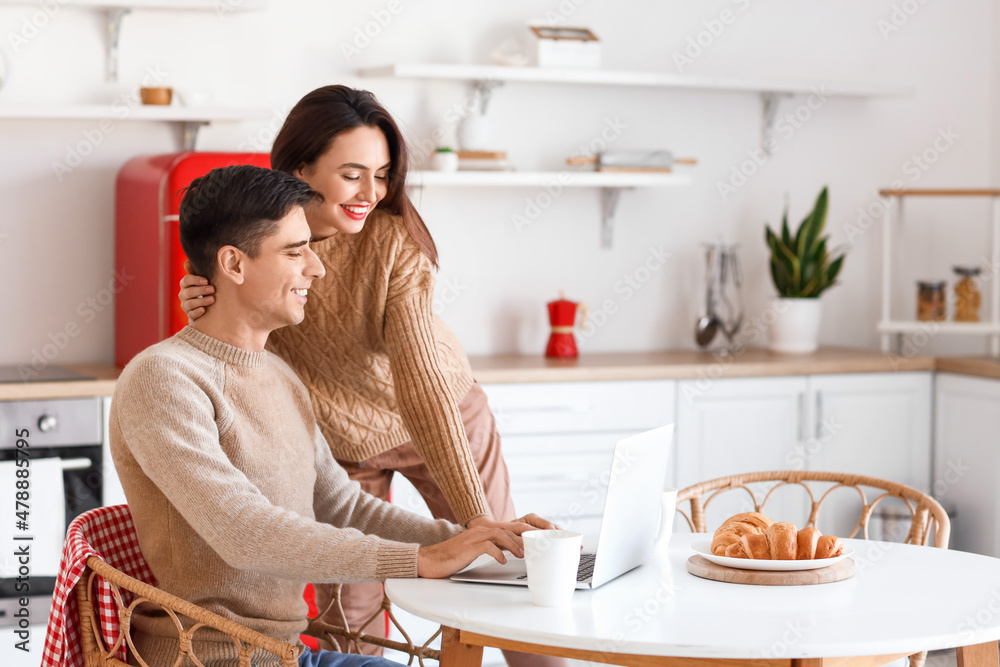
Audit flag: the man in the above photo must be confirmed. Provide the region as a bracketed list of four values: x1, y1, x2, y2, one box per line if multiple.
[110, 165, 544, 667]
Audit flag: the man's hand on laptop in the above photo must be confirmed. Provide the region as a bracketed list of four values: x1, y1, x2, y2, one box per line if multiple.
[417, 526, 525, 578]
[467, 514, 558, 532]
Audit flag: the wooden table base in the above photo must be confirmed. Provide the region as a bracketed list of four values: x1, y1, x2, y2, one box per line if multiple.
[441, 627, 1000, 667]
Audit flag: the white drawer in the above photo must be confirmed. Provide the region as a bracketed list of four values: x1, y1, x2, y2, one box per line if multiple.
[483, 380, 675, 435]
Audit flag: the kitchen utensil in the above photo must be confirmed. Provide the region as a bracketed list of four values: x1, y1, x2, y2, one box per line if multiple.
[546, 291, 587, 358]
[140, 86, 172, 105]
[695, 243, 742, 351]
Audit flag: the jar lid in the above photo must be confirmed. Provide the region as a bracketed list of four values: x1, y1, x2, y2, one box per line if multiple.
[953, 266, 982, 277]
[917, 281, 946, 290]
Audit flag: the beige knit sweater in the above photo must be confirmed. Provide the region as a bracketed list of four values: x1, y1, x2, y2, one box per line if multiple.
[266, 211, 489, 524]
[110, 326, 462, 667]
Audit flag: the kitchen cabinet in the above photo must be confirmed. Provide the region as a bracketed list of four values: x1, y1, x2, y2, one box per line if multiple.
[675, 372, 932, 532]
[934, 373, 1000, 557]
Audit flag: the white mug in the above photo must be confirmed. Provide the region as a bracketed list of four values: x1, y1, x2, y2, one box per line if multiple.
[654, 488, 679, 551]
[523, 530, 582, 607]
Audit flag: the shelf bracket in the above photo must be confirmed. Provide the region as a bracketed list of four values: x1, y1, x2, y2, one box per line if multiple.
[181, 121, 208, 151]
[759, 92, 787, 155]
[105, 8, 131, 82]
[600, 187, 624, 249]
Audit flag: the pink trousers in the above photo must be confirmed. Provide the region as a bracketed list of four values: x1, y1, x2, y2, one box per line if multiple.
[315, 384, 565, 667]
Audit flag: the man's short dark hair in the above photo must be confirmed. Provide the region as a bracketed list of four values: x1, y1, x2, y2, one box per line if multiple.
[179, 165, 322, 281]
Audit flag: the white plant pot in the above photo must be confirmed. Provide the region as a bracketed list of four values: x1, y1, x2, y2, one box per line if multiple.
[768, 297, 822, 354]
[430, 151, 459, 172]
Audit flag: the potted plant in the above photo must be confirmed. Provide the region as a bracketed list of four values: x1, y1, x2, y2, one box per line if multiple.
[764, 186, 846, 353]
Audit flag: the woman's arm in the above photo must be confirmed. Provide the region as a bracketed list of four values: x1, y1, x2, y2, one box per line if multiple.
[383, 241, 493, 526]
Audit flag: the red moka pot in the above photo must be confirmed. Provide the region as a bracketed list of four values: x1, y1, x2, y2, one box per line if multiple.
[545, 292, 587, 359]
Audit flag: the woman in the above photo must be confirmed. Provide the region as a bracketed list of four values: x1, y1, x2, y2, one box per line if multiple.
[180, 85, 562, 667]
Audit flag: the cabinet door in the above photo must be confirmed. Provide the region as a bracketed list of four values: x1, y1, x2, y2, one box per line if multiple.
[935, 373, 1000, 557]
[804, 372, 932, 538]
[676, 376, 809, 526]
[805, 372, 932, 488]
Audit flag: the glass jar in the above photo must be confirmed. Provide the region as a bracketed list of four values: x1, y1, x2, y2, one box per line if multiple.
[954, 266, 982, 322]
[916, 281, 946, 322]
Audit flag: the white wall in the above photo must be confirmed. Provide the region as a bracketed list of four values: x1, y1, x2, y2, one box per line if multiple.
[0, 0, 995, 365]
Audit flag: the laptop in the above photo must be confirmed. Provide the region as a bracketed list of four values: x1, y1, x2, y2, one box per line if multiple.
[450, 424, 674, 590]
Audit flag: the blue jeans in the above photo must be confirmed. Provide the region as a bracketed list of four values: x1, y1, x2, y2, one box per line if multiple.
[298, 647, 399, 667]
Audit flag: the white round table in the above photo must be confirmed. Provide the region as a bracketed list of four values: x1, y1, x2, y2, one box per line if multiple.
[386, 534, 1000, 666]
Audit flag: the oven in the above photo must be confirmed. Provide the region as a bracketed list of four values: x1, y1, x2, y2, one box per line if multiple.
[0, 397, 104, 628]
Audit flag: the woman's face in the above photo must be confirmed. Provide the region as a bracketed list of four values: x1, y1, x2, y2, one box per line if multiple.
[294, 125, 391, 240]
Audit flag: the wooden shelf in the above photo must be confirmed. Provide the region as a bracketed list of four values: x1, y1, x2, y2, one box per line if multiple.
[406, 170, 691, 188]
[878, 321, 1000, 335]
[360, 63, 913, 98]
[878, 188, 1000, 198]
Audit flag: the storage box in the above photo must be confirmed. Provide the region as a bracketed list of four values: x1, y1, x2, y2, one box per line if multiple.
[530, 25, 601, 69]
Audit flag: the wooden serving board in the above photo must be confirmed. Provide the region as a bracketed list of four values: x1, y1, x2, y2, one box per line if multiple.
[686, 555, 856, 585]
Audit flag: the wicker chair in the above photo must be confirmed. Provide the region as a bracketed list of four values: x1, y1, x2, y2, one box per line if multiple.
[50, 506, 442, 667]
[676, 471, 951, 667]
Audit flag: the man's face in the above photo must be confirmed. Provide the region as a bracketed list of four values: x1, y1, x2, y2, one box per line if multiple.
[238, 206, 325, 332]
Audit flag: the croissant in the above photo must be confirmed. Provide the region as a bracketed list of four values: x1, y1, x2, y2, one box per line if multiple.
[711, 512, 843, 560]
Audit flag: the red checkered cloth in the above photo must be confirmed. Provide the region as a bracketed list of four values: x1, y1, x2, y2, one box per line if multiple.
[42, 504, 156, 667]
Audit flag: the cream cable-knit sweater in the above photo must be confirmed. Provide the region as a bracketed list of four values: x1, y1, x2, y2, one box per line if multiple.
[266, 211, 489, 524]
[110, 326, 462, 666]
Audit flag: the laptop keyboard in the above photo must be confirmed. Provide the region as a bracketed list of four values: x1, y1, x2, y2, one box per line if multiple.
[516, 554, 596, 582]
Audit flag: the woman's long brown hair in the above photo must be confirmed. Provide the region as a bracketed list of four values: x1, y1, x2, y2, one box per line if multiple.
[271, 85, 438, 267]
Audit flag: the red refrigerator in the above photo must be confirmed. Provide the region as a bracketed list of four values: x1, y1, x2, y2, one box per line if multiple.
[114, 152, 271, 368]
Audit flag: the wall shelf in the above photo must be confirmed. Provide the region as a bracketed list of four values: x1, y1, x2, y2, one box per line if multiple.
[407, 170, 690, 188]
[0, 104, 272, 149]
[878, 321, 1000, 335]
[0, 0, 265, 81]
[361, 63, 913, 153]
[407, 170, 690, 248]
[360, 63, 913, 98]
[878, 188, 1000, 357]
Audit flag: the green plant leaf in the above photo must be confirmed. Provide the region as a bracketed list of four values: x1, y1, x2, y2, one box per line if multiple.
[796, 187, 828, 259]
[826, 254, 845, 284]
[781, 208, 792, 248]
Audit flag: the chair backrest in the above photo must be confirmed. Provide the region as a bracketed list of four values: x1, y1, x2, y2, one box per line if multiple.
[676, 471, 950, 548]
[45, 505, 301, 667]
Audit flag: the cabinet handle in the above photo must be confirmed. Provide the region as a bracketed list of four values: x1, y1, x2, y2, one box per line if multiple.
[815, 392, 823, 440]
[797, 392, 805, 443]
